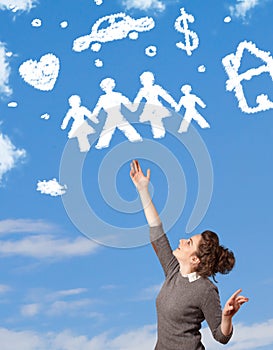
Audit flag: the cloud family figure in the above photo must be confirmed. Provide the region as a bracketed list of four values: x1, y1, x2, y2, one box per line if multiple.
[61, 72, 210, 152]
[61, 95, 99, 152]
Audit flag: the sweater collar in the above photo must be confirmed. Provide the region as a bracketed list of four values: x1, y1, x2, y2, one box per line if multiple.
[181, 271, 200, 282]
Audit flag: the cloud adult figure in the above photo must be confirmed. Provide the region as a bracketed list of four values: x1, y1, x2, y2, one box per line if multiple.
[175, 84, 210, 133]
[133, 71, 177, 139]
[90, 78, 142, 149]
[61, 95, 99, 152]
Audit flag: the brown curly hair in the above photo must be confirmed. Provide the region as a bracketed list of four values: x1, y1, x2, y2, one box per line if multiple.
[195, 230, 235, 282]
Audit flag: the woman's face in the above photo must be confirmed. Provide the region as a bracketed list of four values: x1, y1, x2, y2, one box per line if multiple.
[173, 234, 202, 265]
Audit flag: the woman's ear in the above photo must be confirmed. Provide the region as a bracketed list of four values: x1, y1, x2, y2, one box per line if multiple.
[191, 255, 200, 266]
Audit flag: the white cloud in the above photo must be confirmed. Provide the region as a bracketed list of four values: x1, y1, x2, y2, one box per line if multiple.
[21, 303, 40, 317]
[122, 0, 165, 12]
[0, 284, 11, 294]
[0, 0, 38, 12]
[0, 234, 99, 259]
[229, 0, 260, 19]
[0, 328, 44, 350]
[0, 219, 58, 235]
[201, 319, 273, 350]
[0, 43, 12, 96]
[0, 130, 26, 184]
[0, 325, 157, 350]
[20, 288, 102, 321]
[48, 288, 88, 300]
[1, 319, 273, 350]
[0, 219, 100, 259]
[37, 178, 67, 196]
[108, 325, 157, 349]
[46, 299, 94, 317]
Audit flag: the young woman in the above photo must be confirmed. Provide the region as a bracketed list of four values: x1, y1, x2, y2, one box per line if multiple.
[130, 159, 248, 350]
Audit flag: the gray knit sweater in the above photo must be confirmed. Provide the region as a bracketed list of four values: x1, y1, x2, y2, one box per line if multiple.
[150, 224, 233, 350]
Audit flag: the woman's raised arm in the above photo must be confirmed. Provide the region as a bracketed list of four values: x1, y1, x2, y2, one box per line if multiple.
[130, 160, 161, 227]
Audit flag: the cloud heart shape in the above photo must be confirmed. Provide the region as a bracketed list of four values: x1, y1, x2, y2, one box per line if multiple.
[19, 53, 60, 91]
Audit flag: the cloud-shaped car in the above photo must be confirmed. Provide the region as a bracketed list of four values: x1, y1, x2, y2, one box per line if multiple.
[73, 12, 155, 52]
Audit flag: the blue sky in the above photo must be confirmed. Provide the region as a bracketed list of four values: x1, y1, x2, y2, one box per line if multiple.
[0, 0, 273, 349]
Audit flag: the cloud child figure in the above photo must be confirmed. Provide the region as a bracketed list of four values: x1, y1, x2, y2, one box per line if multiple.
[175, 84, 210, 133]
[61, 95, 99, 152]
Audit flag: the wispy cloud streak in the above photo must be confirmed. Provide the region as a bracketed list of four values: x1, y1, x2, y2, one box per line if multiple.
[0, 0, 38, 12]
[122, 0, 165, 12]
[0, 130, 26, 184]
[0, 43, 12, 96]
[230, 0, 261, 19]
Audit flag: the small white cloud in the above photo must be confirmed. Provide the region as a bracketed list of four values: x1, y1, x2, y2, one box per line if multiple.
[229, 0, 260, 19]
[46, 299, 94, 316]
[31, 18, 42, 27]
[224, 15, 232, 23]
[37, 178, 67, 196]
[7, 101, 18, 108]
[0, 284, 11, 294]
[0, 0, 38, 12]
[59, 21, 68, 29]
[123, 0, 165, 12]
[198, 65, 206, 73]
[21, 303, 40, 317]
[94, 59, 103, 68]
[0, 43, 12, 96]
[48, 288, 88, 300]
[0, 130, 26, 185]
[40, 113, 50, 120]
[145, 45, 157, 57]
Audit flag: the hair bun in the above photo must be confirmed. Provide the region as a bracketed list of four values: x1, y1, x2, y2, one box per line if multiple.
[216, 246, 235, 274]
[196, 230, 236, 281]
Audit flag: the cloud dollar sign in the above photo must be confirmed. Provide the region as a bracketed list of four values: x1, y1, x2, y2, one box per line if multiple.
[175, 8, 199, 56]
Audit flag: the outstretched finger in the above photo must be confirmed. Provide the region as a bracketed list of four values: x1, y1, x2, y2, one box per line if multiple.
[236, 296, 249, 304]
[230, 289, 242, 300]
[147, 168, 151, 181]
[130, 162, 136, 177]
[134, 159, 139, 169]
[131, 160, 138, 174]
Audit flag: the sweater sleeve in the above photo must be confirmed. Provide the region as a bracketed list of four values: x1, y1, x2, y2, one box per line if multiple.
[150, 224, 179, 277]
[202, 284, 233, 344]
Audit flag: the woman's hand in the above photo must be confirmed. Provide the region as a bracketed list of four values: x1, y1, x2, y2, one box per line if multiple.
[130, 160, 160, 227]
[130, 160, 150, 192]
[223, 289, 249, 318]
[221, 288, 249, 336]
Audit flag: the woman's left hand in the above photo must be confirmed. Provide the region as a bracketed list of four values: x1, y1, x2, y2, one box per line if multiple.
[223, 289, 249, 318]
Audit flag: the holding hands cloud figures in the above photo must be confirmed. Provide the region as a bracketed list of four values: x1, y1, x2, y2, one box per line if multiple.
[61, 72, 210, 152]
[89, 78, 143, 150]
